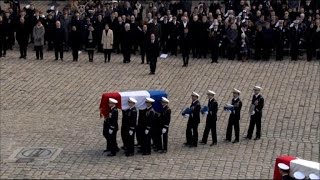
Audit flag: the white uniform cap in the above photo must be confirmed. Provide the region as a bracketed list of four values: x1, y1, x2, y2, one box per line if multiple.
[309, 173, 320, 180]
[278, 163, 290, 170]
[112, 0, 118, 3]
[109, 98, 118, 104]
[293, 172, 305, 180]
[145, 97, 155, 103]
[233, 88, 241, 94]
[254, 86, 262, 90]
[191, 92, 200, 97]
[207, 90, 216, 95]
[50, 6, 55, 10]
[26, 5, 30, 9]
[161, 97, 169, 103]
[128, 97, 137, 104]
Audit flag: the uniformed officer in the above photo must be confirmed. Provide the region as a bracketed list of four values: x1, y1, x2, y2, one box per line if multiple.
[141, 98, 155, 155]
[103, 98, 119, 156]
[225, 88, 242, 143]
[208, 21, 222, 63]
[199, 90, 218, 146]
[184, 92, 201, 147]
[290, 20, 303, 61]
[278, 163, 294, 180]
[158, 97, 171, 153]
[293, 172, 305, 180]
[245, 86, 264, 140]
[274, 20, 288, 61]
[125, 97, 138, 157]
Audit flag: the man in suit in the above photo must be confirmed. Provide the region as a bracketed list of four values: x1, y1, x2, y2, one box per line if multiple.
[199, 90, 218, 146]
[225, 88, 242, 143]
[16, 17, 29, 59]
[139, 25, 149, 64]
[53, 21, 65, 61]
[147, 33, 160, 75]
[141, 98, 155, 155]
[180, 27, 191, 67]
[103, 98, 119, 156]
[290, 20, 303, 61]
[122, 23, 132, 63]
[244, 86, 265, 140]
[125, 98, 138, 157]
[158, 97, 171, 153]
[168, 16, 179, 56]
[184, 92, 201, 147]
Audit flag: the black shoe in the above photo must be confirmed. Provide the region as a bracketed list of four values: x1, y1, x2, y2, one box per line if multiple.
[103, 149, 110, 152]
[224, 139, 231, 142]
[199, 141, 206, 145]
[60, 59, 63, 61]
[183, 142, 190, 146]
[188, 144, 196, 148]
[153, 148, 158, 152]
[243, 136, 252, 140]
[125, 153, 134, 157]
[141, 62, 144, 64]
[160, 150, 167, 153]
[55, 59, 58, 61]
[210, 143, 217, 146]
[254, 137, 260, 140]
[23, 56, 26, 59]
[182, 64, 186, 67]
[232, 140, 239, 143]
[142, 152, 151, 155]
[149, 72, 153, 75]
[107, 153, 116, 156]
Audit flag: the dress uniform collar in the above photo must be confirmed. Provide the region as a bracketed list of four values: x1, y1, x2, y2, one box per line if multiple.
[233, 96, 239, 101]
[192, 99, 199, 104]
[255, 94, 260, 98]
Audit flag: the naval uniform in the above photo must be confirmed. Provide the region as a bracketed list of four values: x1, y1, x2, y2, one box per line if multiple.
[141, 106, 155, 155]
[226, 97, 242, 142]
[201, 98, 218, 144]
[186, 99, 201, 147]
[246, 94, 264, 139]
[104, 107, 119, 155]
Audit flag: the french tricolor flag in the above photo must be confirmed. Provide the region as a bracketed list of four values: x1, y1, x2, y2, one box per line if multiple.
[274, 155, 320, 180]
[100, 90, 168, 118]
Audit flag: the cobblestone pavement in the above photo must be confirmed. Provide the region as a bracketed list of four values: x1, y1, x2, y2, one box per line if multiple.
[0, 47, 319, 179]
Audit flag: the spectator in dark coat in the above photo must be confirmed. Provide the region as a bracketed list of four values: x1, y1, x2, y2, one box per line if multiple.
[147, 33, 160, 75]
[180, 27, 192, 67]
[69, 26, 81, 61]
[139, 24, 150, 64]
[86, 25, 96, 62]
[261, 22, 274, 61]
[226, 24, 238, 60]
[0, 16, 8, 58]
[122, 23, 132, 63]
[53, 21, 65, 61]
[16, 17, 29, 59]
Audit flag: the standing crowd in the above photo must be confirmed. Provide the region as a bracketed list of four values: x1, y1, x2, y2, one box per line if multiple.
[0, 0, 320, 71]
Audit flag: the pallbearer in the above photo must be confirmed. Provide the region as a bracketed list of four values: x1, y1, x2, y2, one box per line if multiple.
[141, 98, 155, 155]
[225, 88, 242, 143]
[104, 98, 119, 156]
[200, 90, 218, 146]
[184, 92, 201, 147]
[245, 86, 264, 140]
[159, 97, 171, 153]
[125, 97, 138, 157]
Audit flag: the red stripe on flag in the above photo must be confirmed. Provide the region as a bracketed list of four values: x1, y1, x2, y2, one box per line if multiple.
[100, 92, 122, 118]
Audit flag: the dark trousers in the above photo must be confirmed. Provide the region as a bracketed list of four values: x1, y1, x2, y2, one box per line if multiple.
[108, 130, 118, 154]
[88, 50, 94, 61]
[47, 39, 54, 50]
[126, 130, 135, 154]
[192, 44, 199, 58]
[35, 46, 43, 59]
[246, 114, 261, 139]
[306, 43, 313, 61]
[0, 38, 6, 57]
[123, 50, 131, 63]
[169, 38, 177, 55]
[159, 128, 168, 150]
[104, 49, 112, 62]
[276, 46, 284, 60]
[141, 130, 151, 154]
[149, 59, 157, 73]
[152, 127, 160, 149]
[262, 47, 271, 60]
[161, 39, 168, 53]
[227, 46, 236, 60]
[211, 47, 219, 62]
[182, 51, 189, 65]
[19, 45, 27, 58]
[54, 45, 63, 60]
[199, 43, 208, 58]
[186, 121, 199, 146]
[201, 119, 217, 143]
[72, 48, 79, 61]
[291, 43, 299, 60]
[141, 48, 146, 63]
[103, 121, 110, 150]
[255, 47, 262, 60]
[226, 117, 239, 141]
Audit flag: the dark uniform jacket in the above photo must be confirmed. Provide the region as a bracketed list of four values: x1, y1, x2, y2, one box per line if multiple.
[161, 105, 171, 129]
[127, 106, 137, 131]
[188, 99, 201, 124]
[207, 98, 218, 121]
[229, 97, 242, 121]
[146, 40, 160, 60]
[107, 107, 119, 131]
[16, 22, 29, 46]
[251, 94, 264, 115]
[145, 106, 155, 130]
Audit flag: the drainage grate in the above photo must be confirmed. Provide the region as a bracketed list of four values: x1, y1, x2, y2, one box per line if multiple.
[7, 147, 63, 163]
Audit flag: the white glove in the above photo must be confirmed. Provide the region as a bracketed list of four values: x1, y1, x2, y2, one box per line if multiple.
[145, 129, 149, 135]
[129, 130, 133, 136]
[219, 43, 222, 47]
[109, 129, 113, 134]
[299, 41, 302, 45]
[162, 128, 167, 134]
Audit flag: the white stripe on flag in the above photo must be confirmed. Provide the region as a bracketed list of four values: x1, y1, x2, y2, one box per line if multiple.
[290, 158, 320, 177]
[119, 91, 150, 110]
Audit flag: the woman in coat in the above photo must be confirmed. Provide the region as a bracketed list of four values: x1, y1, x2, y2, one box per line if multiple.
[101, 24, 114, 63]
[33, 20, 45, 60]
